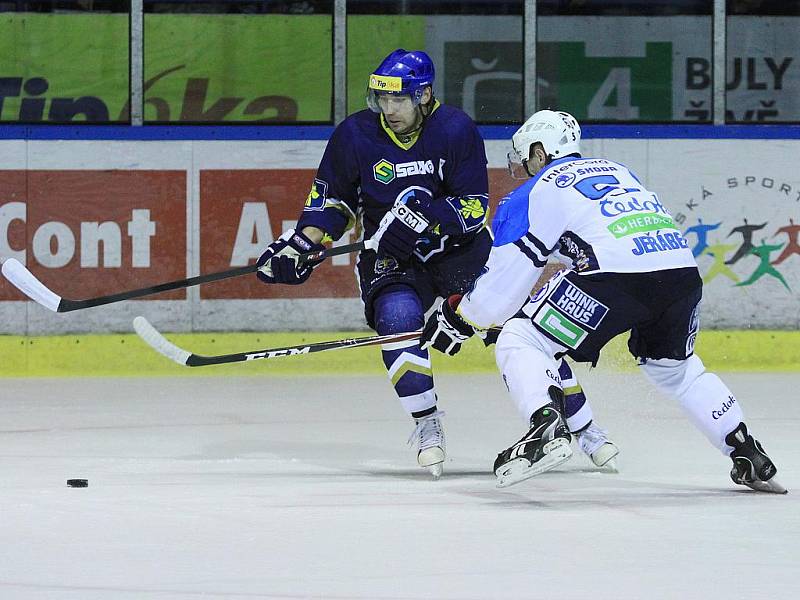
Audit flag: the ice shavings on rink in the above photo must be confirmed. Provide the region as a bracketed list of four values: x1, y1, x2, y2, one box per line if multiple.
[0, 371, 797, 599]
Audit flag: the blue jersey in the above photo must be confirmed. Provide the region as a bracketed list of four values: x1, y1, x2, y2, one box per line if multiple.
[297, 102, 489, 262]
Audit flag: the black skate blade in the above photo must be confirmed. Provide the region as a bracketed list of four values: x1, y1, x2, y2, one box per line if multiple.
[495, 439, 572, 488]
[743, 476, 788, 494]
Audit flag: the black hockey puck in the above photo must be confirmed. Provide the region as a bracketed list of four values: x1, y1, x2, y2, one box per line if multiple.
[66, 479, 88, 488]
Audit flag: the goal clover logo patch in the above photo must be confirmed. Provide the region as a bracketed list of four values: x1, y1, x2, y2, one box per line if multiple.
[304, 179, 327, 211]
[459, 197, 485, 220]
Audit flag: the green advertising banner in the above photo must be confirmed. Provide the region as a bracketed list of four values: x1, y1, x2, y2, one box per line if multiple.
[0, 13, 427, 123]
[144, 14, 332, 122]
[346, 15, 425, 115]
[0, 13, 334, 123]
[0, 13, 129, 122]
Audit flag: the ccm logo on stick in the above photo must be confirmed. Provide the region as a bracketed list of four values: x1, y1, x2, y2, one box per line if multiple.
[245, 347, 312, 360]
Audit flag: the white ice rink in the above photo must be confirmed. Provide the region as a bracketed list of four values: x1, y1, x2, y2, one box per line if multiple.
[1, 370, 797, 599]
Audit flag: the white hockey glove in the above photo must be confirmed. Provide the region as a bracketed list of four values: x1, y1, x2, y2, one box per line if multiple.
[371, 198, 430, 263]
[420, 294, 476, 356]
[256, 228, 326, 285]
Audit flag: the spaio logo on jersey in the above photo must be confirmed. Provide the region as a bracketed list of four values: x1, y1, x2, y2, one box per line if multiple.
[304, 178, 328, 211]
[373, 158, 435, 185]
[532, 278, 608, 349]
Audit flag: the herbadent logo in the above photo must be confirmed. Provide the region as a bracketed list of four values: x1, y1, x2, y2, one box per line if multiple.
[373, 159, 395, 184]
[607, 212, 676, 238]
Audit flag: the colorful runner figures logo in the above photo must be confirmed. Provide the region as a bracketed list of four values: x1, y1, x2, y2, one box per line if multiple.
[677, 176, 799, 292]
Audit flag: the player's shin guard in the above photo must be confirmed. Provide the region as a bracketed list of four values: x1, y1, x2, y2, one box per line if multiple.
[375, 286, 444, 475]
[494, 386, 573, 488]
[639, 355, 744, 454]
[640, 355, 785, 492]
[495, 318, 567, 422]
[375, 286, 435, 413]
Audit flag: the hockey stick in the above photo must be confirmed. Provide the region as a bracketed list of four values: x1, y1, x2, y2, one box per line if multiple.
[133, 316, 422, 367]
[1, 239, 375, 313]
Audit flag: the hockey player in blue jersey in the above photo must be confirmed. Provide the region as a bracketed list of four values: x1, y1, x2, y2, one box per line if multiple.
[255, 50, 617, 477]
[420, 109, 786, 494]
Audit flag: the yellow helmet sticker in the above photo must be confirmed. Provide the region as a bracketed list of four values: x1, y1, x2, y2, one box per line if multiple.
[369, 74, 403, 92]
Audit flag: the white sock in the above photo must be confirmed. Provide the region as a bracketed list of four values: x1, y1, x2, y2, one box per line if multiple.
[640, 355, 744, 454]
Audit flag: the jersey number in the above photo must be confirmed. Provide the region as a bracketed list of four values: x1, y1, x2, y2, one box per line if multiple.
[574, 175, 641, 200]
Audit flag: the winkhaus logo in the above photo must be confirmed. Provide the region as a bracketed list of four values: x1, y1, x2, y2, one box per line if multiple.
[0, 65, 298, 122]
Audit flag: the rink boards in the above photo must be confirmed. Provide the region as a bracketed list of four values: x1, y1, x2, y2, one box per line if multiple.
[0, 134, 799, 337]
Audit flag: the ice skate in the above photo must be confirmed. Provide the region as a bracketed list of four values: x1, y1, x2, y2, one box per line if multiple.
[726, 423, 787, 494]
[494, 403, 573, 488]
[409, 410, 446, 478]
[576, 422, 619, 471]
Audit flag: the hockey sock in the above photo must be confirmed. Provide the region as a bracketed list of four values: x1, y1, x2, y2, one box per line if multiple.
[640, 355, 745, 454]
[558, 359, 594, 432]
[374, 285, 436, 415]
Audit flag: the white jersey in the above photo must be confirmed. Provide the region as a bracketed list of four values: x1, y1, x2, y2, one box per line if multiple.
[459, 156, 698, 329]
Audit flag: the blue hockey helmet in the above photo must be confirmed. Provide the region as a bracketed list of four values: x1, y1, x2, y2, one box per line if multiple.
[367, 49, 435, 113]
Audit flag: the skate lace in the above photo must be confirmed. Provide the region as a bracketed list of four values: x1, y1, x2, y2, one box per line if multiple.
[407, 410, 446, 451]
[577, 423, 608, 456]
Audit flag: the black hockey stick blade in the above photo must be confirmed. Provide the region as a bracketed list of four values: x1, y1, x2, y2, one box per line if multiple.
[1, 239, 374, 313]
[133, 316, 421, 367]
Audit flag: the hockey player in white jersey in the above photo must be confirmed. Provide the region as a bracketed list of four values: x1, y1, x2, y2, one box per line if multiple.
[420, 109, 786, 493]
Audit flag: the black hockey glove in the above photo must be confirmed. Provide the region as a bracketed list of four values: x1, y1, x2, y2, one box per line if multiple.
[477, 328, 500, 347]
[256, 228, 326, 285]
[371, 197, 430, 263]
[420, 294, 475, 356]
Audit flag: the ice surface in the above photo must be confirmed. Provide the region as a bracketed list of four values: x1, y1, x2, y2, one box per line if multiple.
[0, 370, 797, 599]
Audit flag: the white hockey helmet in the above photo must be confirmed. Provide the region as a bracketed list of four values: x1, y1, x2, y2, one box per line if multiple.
[511, 109, 581, 163]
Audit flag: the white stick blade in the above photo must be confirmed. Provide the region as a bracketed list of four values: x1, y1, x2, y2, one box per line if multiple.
[133, 316, 191, 366]
[1, 258, 62, 312]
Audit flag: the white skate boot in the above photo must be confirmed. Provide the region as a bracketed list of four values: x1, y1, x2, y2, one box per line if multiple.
[408, 410, 446, 478]
[577, 422, 619, 470]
